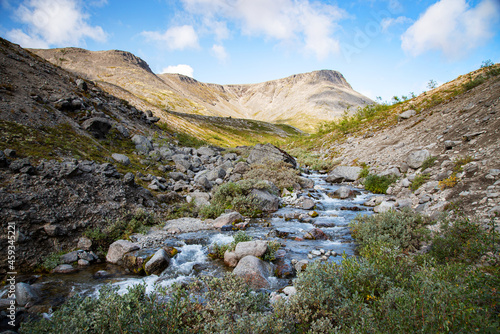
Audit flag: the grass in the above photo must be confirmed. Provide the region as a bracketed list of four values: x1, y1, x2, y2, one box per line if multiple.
[411, 173, 430, 191]
[363, 174, 397, 194]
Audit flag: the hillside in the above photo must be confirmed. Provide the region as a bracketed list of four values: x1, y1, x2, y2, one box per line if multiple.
[30, 47, 372, 132]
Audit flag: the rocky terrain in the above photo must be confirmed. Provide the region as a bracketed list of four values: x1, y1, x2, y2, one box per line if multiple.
[30, 47, 372, 132]
[0, 36, 499, 333]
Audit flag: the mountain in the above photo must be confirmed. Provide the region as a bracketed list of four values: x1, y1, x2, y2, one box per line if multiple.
[30, 48, 372, 132]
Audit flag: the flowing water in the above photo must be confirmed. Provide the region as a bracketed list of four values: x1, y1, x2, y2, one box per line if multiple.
[1, 173, 375, 307]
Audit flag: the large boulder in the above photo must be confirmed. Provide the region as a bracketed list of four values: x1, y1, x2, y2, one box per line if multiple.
[232, 255, 272, 289]
[326, 166, 362, 183]
[224, 240, 268, 267]
[132, 135, 153, 154]
[251, 189, 280, 212]
[82, 118, 112, 139]
[406, 150, 431, 169]
[213, 211, 243, 228]
[144, 249, 171, 275]
[197, 146, 216, 157]
[122, 249, 155, 274]
[331, 186, 358, 199]
[247, 143, 297, 168]
[106, 240, 140, 264]
[112, 153, 131, 166]
[15, 283, 40, 306]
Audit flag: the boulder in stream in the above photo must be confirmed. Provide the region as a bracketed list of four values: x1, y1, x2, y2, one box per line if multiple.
[145, 249, 171, 275]
[106, 240, 140, 264]
[232, 255, 272, 289]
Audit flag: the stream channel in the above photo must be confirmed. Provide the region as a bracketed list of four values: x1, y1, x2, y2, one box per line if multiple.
[3, 173, 375, 309]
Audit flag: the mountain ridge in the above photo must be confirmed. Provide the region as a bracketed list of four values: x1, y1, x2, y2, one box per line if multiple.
[30, 47, 372, 131]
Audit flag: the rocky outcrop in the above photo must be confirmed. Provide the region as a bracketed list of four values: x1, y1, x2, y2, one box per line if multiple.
[247, 143, 297, 168]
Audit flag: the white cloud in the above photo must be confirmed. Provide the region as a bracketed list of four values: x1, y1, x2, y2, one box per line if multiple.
[401, 0, 500, 58]
[180, 0, 345, 60]
[161, 64, 194, 78]
[142, 25, 199, 50]
[6, 0, 107, 48]
[211, 44, 228, 62]
[381, 16, 412, 32]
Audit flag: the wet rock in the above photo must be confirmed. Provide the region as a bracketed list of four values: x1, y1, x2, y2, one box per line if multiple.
[93, 270, 111, 279]
[122, 249, 155, 274]
[304, 228, 328, 240]
[326, 166, 362, 183]
[247, 143, 297, 168]
[406, 150, 430, 169]
[82, 118, 112, 139]
[112, 153, 130, 166]
[144, 248, 170, 275]
[232, 255, 272, 289]
[106, 240, 140, 264]
[275, 258, 295, 278]
[298, 197, 315, 210]
[331, 186, 357, 199]
[15, 283, 40, 306]
[51, 264, 76, 274]
[213, 211, 243, 228]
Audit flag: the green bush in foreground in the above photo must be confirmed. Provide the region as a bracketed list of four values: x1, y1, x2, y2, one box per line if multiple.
[23, 211, 499, 333]
[350, 209, 431, 253]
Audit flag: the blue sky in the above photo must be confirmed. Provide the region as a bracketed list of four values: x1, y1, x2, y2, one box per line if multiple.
[1, 0, 499, 102]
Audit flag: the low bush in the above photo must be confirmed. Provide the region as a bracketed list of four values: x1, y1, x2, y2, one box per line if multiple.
[363, 174, 397, 194]
[420, 156, 437, 171]
[244, 161, 303, 191]
[350, 209, 431, 253]
[410, 173, 430, 191]
[84, 209, 157, 250]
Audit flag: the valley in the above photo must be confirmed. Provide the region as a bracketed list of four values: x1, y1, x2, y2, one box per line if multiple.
[0, 37, 499, 333]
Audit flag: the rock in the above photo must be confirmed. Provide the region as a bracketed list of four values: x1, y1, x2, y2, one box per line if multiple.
[206, 167, 226, 181]
[60, 251, 79, 264]
[304, 228, 328, 240]
[82, 117, 112, 139]
[299, 177, 315, 189]
[78, 251, 96, 262]
[15, 283, 40, 306]
[93, 270, 111, 279]
[224, 250, 239, 267]
[380, 167, 401, 178]
[43, 224, 65, 236]
[234, 240, 268, 259]
[114, 124, 130, 138]
[144, 249, 170, 275]
[275, 258, 295, 278]
[213, 211, 243, 228]
[232, 255, 272, 289]
[294, 259, 309, 272]
[247, 143, 297, 168]
[326, 166, 362, 183]
[106, 240, 140, 264]
[331, 186, 357, 199]
[401, 178, 411, 187]
[78, 259, 90, 266]
[196, 175, 211, 190]
[197, 146, 216, 156]
[77, 237, 93, 250]
[9, 158, 32, 173]
[233, 162, 249, 174]
[122, 249, 156, 274]
[406, 150, 430, 169]
[187, 191, 211, 208]
[251, 189, 280, 212]
[112, 153, 130, 166]
[283, 286, 297, 296]
[299, 197, 315, 210]
[444, 140, 461, 150]
[0, 150, 8, 168]
[3, 148, 16, 157]
[76, 78, 88, 91]
[398, 109, 416, 120]
[373, 201, 396, 213]
[51, 264, 76, 274]
[396, 198, 412, 209]
[123, 172, 135, 185]
[132, 135, 153, 154]
[163, 217, 212, 233]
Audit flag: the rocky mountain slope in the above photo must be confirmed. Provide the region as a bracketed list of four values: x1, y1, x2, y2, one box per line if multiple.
[295, 65, 500, 226]
[30, 47, 372, 132]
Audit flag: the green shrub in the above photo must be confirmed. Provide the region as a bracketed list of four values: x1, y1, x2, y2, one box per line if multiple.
[410, 173, 430, 191]
[39, 252, 65, 272]
[84, 209, 157, 250]
[363, 174, 397, 194]
[420, 156, 437, 171]
[200, 180, 271, 218]
[350, 209, 431, 253]
[429, 218, 497, 264]
[244, 161, 302, 191]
